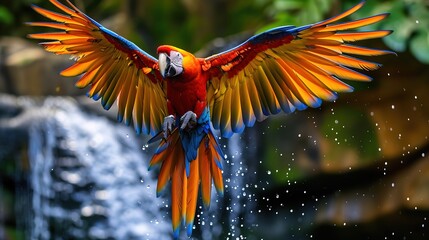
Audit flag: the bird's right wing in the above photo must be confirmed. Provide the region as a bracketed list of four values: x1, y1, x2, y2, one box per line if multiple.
[28, 0, 167, 136]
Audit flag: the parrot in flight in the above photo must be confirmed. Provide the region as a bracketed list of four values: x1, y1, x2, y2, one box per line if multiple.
[28, 0, 393, 238]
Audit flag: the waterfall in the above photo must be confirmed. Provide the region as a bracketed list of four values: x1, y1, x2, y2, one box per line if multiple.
[196, 130, 259, 239]
[29, 116, 55, 240]
[1, 95, 171, 239]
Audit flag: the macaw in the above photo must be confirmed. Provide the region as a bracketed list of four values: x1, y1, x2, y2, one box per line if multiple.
[28, 0, 393, 238]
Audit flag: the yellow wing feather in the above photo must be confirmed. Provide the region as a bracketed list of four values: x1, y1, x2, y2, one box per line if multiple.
[28, 0, 166, 136]
[205, 1, 393, 137]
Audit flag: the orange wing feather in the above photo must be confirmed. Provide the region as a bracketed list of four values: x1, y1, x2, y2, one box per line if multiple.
[28, 0, 166, 136]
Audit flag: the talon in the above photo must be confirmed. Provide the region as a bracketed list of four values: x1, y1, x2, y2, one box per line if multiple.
[180, 111, 197, 130]
[163, 115, 175, 139]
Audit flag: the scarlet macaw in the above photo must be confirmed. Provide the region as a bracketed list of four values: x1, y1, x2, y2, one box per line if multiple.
[28, 0, 393, 238]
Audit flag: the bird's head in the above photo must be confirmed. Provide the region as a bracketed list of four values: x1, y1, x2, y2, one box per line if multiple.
[157, 46, 199, 79]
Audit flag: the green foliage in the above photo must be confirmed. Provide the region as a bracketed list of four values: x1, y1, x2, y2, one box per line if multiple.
[0, 5, 13, 25]
[259, 0, 429, 64]
[348, 0, 429, 64]
[410, 30, 429, 63]
[258, 0, 334, 32]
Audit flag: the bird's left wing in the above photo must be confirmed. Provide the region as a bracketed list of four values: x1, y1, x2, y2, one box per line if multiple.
[28, 0, 167, 136]
[203, 1, 394, 138]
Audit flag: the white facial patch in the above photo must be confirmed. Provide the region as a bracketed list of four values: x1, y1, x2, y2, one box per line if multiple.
[169, 51, 183, 68]
[158, 50, 184, 78]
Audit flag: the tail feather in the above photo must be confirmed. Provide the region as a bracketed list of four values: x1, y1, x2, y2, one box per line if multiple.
[186, 157, 199, 237]
[156, 143, 179, 196]
[149, 129, 224, 238]
[199, 139, 212, 208]
[149, 129, 180, 172]
[180, 164, 188, 226]
[171, 145, 185, 239]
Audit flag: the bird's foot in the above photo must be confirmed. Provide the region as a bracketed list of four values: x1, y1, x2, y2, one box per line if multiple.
[180, 111, 197, 130]
[163, 115, 175, 139]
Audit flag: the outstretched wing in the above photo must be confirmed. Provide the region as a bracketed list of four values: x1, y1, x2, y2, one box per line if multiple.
[203, 1, 394, 138]
[28, 0, 167, 136]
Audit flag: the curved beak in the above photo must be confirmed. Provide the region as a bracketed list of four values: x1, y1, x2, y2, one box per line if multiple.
[158, 53, 169, 78]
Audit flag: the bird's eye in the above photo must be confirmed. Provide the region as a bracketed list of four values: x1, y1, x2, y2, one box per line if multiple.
[170, 51, 183, 67]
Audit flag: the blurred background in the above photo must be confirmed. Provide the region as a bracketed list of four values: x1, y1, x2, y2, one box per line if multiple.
[1, 0, 429, 239]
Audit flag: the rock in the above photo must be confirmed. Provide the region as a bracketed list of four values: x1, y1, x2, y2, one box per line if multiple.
[0, 37, 84, 96]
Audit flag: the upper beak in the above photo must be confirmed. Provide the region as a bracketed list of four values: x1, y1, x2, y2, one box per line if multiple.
[158, 53, 168, 78]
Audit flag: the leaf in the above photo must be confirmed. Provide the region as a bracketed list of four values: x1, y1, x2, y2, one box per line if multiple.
[382, 13, 416, 52]
[410, 31, 429, 64]
[0, 6, 13, 25]
[274, 0, 302, 11]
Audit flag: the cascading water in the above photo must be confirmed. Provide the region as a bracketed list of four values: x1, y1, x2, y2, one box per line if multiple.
[195, 131, 259, 239]
[29, 114, 55, 240]
[225, 134, 246, 238]
[1, 95, 172, 239]
[224, 131, 259, 239]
